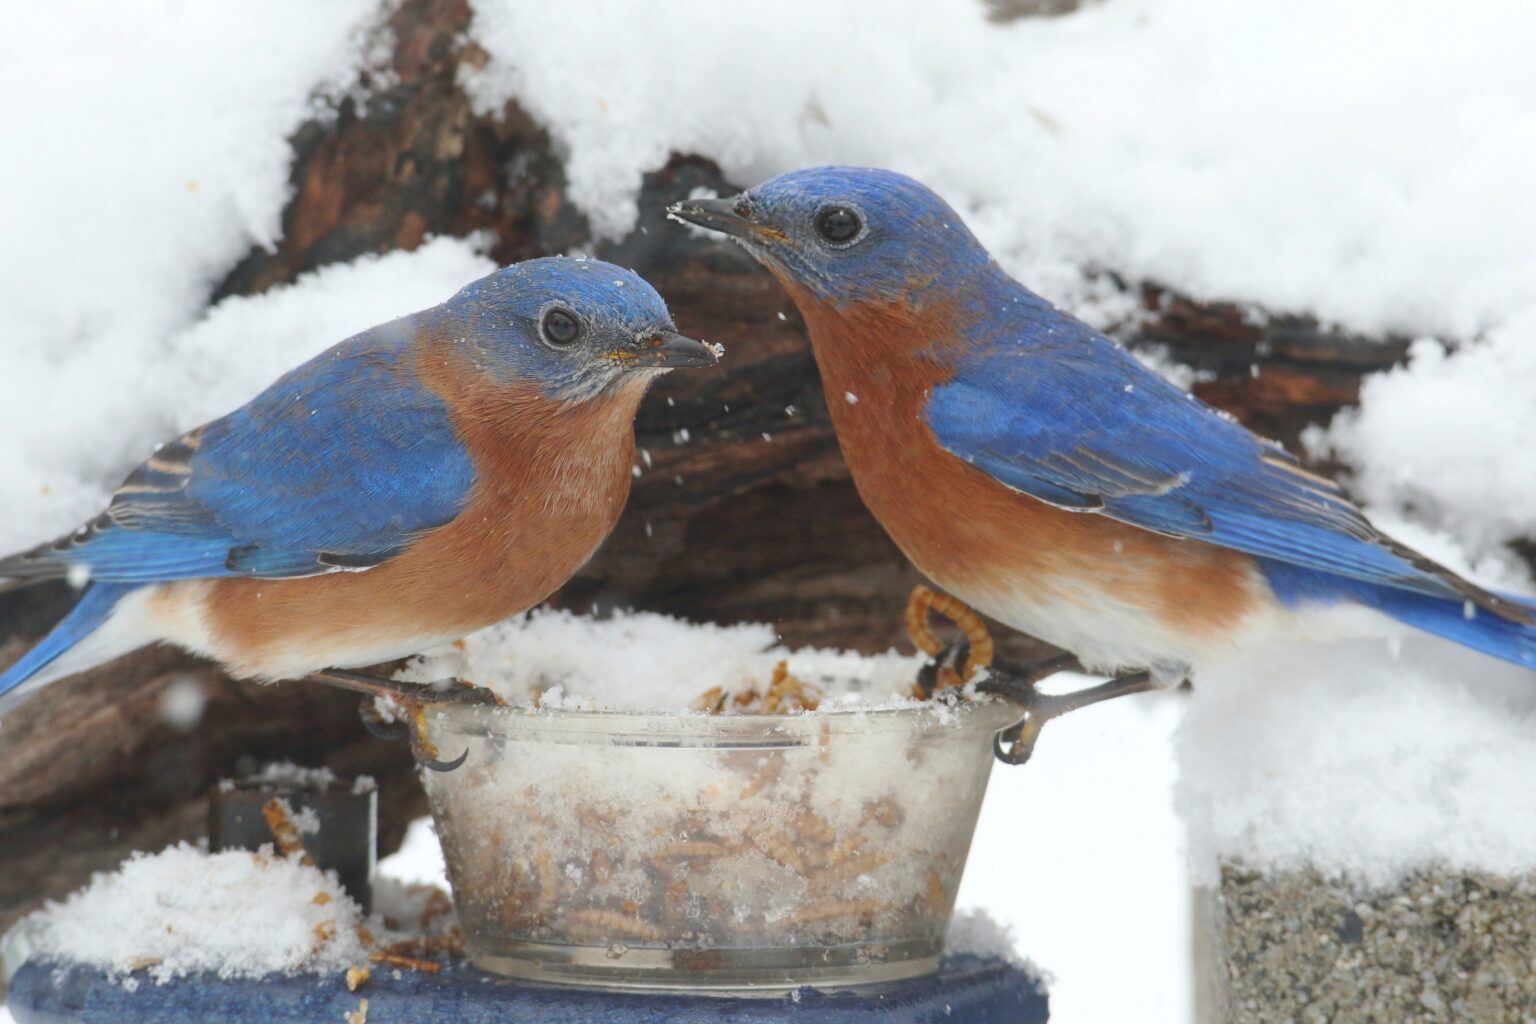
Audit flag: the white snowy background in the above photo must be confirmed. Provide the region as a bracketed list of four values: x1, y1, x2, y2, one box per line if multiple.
[4, 0, 1536, 1021]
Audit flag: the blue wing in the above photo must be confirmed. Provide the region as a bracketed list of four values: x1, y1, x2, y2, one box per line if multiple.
[926, 323, 1520, 617]
[2, 315, 476, 585]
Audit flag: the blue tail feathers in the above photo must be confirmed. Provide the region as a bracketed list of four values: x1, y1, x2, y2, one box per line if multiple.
[0, 582, 137, 706]
[1366, 586, 1536, 670]
[1262, 558, 1536, 670]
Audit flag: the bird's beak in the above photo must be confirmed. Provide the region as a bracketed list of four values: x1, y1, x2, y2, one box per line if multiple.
[623, 330, 722, 370]
[667, 195, 779, 242]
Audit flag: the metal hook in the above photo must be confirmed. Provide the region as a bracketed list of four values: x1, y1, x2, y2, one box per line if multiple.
[983, 665, 1156, 766]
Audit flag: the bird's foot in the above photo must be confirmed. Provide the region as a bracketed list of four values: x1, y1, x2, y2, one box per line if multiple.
[913, 639, 977, 699]
[984, 668, 1156, 766]
[971, 651, 1084, 703]
[900, 585, 1157, 765]
[303, 669, 501, 772]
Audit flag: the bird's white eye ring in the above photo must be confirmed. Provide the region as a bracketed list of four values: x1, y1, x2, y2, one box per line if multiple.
[541, 307, 583, 347]
[815, 205, 864, 247]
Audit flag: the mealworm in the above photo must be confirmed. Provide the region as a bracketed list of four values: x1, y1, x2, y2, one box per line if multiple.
[591, 847, 613, 884]
[816, 834, 867, 869]
[691, 686, 728, 713]
[762, 660, 822, 713]
[786, 898, 891, 927]
[926, 871, 947, 910]
[574, 804, 618, 833]
[658, 839, 735, 859]
[749, 829, 806, 874]
[419, 888, 455, 928]
[561, 909, 667, 943]
[904, 584, 994, 682]
[738, 754, 784, 799]
[369, 951, 443, 973]
[536, 847, 559, 915]
[793, 808, 837, 846]
[261, 798, 313, 865]
[862, 797, 904, 828]
[816, 851, 892, 888]
[380, 932, 466, 959]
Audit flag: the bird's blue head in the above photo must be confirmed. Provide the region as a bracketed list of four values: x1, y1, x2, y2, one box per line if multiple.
[445, 256, 718, 401]
[668, 167, 996, 308]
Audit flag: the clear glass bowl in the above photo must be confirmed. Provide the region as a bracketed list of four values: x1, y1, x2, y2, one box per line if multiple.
[421, 696, 1021, 992]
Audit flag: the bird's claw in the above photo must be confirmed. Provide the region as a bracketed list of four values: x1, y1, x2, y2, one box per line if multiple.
[412, 741, 470, 773]
[305, 670, 498, 772]
[407, 702, 472, 773]
[401, 680, 498, 771]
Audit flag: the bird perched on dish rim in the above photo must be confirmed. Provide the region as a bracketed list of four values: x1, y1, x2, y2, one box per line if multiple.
[671, 167, 1535, 687]
[0, 256, 719, 712]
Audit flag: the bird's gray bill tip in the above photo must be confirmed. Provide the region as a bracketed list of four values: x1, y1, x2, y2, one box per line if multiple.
[666, 196, 753, 239]
[634, 330, 722, 369]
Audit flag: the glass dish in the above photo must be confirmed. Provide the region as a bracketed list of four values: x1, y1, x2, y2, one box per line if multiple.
[422, 695, 1020, 992]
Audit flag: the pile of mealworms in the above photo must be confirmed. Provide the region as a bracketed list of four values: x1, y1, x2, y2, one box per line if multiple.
[430, 587, 992, 952]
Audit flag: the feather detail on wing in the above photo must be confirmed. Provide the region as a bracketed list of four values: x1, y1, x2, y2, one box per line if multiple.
[0, 326, 476, 587]
[927, 333, 1532, 625]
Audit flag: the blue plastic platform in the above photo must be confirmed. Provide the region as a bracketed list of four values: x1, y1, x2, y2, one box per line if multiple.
[8, 955, 1047, 1023]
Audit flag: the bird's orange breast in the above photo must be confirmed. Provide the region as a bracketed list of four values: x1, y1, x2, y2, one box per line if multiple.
[786, 285, 1260, 644]
[202, 342, 643, 676]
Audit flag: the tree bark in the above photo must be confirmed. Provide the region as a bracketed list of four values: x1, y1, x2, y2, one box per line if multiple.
[0, 0, 1443, 944]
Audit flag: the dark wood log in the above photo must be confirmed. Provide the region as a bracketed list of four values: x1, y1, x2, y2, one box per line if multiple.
[0, 0, 1467, 949]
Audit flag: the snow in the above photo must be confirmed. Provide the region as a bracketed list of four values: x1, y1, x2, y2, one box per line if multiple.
[464, 0, 1536, 339]
[14, 844, 370, 983]
[397, 607, 928, 711]
[961, 691, 1190, 1022]
[237, 762, 341, 792]
[1180, 639, 1536, 887]
[2, 0, 1534, 1017]
[378, 817, 448, 887]
[0, 237, 494, 554]
[1313, 309, 1536, 556]
[157, 677, 208, 731]
[0, 2, 494, 554]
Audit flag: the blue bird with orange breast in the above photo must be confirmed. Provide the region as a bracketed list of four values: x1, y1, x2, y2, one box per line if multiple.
[672, 168, 1535, 734]
[0, 257, 718, 713]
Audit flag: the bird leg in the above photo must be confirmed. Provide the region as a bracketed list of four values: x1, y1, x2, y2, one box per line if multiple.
[982, 666, 1156, 766]
[302, 669, 500, 772]
[912, 639, 1081, 701]
[900, 584, 1153, 765]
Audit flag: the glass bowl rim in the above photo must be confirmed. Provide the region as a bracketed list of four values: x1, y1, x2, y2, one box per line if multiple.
[423, 693, 1025, 741]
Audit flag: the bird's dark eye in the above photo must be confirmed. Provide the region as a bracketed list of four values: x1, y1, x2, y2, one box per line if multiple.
[815, 206, 862, 245]
[541, 308, 582, 347]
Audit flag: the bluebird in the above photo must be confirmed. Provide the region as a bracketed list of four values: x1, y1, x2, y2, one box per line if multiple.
[0, 257, 718, 714]
[672, 168, 1534, 749]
